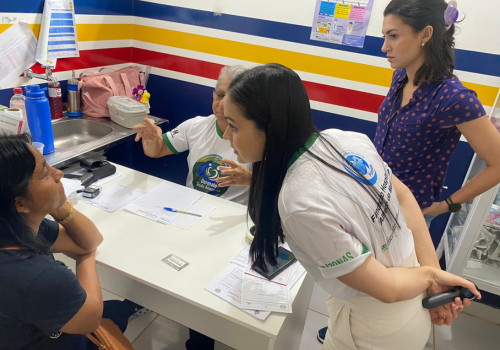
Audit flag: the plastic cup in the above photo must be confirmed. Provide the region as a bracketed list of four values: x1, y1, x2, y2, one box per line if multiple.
[33, 142, 44, 154]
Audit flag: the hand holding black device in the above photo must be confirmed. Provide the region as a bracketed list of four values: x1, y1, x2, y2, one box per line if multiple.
[422, 285, 477, 309]
[251, 246, 297, 280]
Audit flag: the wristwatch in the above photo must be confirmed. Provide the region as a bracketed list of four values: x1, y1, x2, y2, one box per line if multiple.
[445, 196, 462, 213]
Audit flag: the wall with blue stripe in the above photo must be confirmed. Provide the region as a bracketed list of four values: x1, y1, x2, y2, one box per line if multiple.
[1, 0, 498, 252]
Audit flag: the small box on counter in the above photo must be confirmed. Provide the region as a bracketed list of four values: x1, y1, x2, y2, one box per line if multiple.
[107, 96, 147, 129]
[0, 108, 29, 135]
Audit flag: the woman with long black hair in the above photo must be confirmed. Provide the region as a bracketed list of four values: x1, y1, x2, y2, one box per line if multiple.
[0, 134, 140, 350]
[221, 63, 480, 350]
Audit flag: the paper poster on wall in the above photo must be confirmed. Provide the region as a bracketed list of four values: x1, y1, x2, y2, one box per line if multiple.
[310, 0, 374, 48]
[36, 0, 79, 66]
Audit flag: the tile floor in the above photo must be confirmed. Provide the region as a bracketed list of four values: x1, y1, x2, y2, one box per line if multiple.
[107, 283, 500, 350]
[57, 253, 500, 349]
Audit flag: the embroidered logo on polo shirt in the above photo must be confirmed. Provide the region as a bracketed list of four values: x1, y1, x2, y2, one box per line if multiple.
[192, 154, 229, 197]
[341, 151, 378, 186]
[171, 128, 179, 138]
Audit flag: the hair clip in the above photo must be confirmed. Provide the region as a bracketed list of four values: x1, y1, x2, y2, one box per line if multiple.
[444, 1, 459, 31]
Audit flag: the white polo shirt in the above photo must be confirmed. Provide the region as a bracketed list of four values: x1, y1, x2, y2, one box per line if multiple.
[163, 114, 250, 205]
[278, 129, 415, 300]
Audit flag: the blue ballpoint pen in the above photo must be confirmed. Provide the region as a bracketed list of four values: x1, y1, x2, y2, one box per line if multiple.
[163, 207, 202, 217]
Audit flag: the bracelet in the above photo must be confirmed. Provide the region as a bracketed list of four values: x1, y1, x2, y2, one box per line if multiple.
[58, 202, 75, 225]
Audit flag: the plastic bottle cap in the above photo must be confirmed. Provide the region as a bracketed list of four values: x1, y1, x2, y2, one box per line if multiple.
[25, 85, 48, 99]
[14, 87, 23, 94]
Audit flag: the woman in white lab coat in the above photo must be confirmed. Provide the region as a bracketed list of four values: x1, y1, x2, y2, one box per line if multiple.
[221, 63, 480, 350]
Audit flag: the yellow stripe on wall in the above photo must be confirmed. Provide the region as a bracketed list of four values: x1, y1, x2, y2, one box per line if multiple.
[77, 24, 133, 41]
[134, 25, 499, 106]
[0, 22, 497, 106]
[0, 24, 41, 37]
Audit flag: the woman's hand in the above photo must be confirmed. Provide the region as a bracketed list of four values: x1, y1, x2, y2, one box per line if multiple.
[49, 201, 72, 222]
[426, 269, 480, 325]
[427, 281, 463, 326]
[133, 118, 163, 150]
[429, 304, 458, 326]
[422, 201, 448, 217]
[216, 159, 252, 187]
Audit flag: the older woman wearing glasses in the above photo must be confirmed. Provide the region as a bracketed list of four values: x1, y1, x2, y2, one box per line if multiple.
[133, 65, 252, 205]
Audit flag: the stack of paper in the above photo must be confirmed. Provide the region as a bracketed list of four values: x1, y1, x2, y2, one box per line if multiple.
[205, 242, 307, 321]
[61, 177, 81, 196]
[83, 184, 145, 213]
[124, 181, 215, 229]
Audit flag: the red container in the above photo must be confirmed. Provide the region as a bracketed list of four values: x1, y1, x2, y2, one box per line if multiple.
[48, 80, 63, 120]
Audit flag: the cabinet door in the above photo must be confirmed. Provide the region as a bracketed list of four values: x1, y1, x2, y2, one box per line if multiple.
[445, 99, 500, 294]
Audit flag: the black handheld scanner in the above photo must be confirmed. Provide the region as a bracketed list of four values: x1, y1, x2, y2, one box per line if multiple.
[422, 285, 477, 309]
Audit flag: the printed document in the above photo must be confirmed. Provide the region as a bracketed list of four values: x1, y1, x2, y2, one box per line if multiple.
[205, 264, 271, 321]
[230, 244, 251, 268]
[241, 274, 292, 313]
[124, 181, 202, 224]
[36, 0, 80, 63]
[0, 22, 37, 88]
[84, 184, 145, 213]
[287, 262, 307, 289]
[171, 200, 215, 230]
[244, 262, 294, 286]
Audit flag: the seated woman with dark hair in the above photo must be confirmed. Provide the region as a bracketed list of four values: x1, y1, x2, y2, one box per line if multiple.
[0, 134, 139, 350]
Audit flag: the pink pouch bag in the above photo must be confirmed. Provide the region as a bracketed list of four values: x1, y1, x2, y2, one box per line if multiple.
[79, 66, 142, 118]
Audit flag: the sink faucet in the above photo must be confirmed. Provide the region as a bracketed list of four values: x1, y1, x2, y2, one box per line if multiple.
[24, 66, 58, 84]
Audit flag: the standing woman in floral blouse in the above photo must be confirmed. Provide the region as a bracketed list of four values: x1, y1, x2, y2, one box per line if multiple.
[375, 0, 500, 235]
[316, 0, 500, 345]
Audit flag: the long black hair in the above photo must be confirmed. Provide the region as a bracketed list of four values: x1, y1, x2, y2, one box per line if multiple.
[384, 0, 458, 85]
[0, 134, 50, 254]
[228, 64, 400, 271]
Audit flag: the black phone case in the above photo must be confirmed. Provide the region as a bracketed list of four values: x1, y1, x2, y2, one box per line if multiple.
[253, 247, 297, 281]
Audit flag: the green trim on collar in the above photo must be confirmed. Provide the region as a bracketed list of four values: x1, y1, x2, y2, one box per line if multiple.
[287, 133, 319, 169]
[216, 121, 224, 139]
[162, 133, 180, 155]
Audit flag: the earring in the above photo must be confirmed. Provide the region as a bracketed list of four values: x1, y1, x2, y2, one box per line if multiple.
[421, 42, 425, 47]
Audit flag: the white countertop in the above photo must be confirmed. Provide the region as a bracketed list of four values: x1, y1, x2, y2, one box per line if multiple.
[74, 163, 307, 340]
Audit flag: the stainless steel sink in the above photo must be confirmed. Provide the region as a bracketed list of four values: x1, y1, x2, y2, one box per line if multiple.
[45, 115, 167, 168]
[52, 119, 114, 149]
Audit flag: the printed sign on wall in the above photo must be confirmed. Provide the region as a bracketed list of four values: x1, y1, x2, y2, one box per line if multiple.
[310, 0, 374, 48]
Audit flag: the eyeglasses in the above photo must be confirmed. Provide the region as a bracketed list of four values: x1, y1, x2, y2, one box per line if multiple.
[213, 89, 225, 101]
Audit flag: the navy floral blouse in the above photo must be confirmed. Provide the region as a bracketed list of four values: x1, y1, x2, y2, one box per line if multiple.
[374, 69, 486, 208]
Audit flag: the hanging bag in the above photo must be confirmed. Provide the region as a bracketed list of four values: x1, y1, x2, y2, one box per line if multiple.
[85, 318, 135, 350]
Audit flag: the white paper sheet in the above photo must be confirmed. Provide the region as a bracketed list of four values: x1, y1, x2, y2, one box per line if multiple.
[124, 181, 202, 224]
[287, 262, 307, 289]
[245, 262, 294, 286]
[231, 242, 304, 287]
[204, 264, 271, 321]
[241, 274, 292, 313]
[36, 0, 79, 63]
[230, 244, 251, 268]
[171, 200, 215, 230]
[93, 171, 124, 187]
[61, 178, 81, 196]
[0, 21, 37, 89]
[84, 184, 145, 213]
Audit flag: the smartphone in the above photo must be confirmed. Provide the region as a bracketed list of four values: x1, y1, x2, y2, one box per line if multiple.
[252, 246, 297, 280]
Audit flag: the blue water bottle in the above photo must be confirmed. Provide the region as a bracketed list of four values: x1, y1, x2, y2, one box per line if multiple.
[25, 85, 55, 154]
